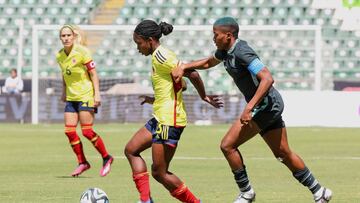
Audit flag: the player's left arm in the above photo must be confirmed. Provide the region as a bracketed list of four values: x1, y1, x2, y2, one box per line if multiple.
[184, 69, 224, 109]
[241, 58, 274, 124]
[83, 47, 101, 107]
[88, 68, 101, 107]
[247, 64, 274, 110]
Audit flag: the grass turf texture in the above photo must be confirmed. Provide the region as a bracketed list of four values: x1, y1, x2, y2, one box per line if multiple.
[0, 124, 359, 202]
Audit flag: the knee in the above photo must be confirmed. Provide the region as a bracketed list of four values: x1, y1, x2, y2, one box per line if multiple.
[151, 164, 165, 182]
[124, 144, 135, 158]
[220, 140, 235, 155]
[274, 147, 293, 163]
[64, 125, 79, 142]
[81, 124, 97, 140]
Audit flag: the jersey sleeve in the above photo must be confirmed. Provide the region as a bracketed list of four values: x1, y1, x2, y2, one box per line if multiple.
[81, 46, 96, 71]
[155, 49, 179, 73]
[155, 49, 183, 92]
[247, 58, 265, 75]
[81, 46, 93, 63]
[234, 42, 265, 75]
[214, 49, 227, 61]
[234, 43, 259, 67]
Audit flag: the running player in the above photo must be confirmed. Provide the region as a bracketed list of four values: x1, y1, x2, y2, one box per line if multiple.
[172, 17, 332, 203]
[56, 25, 113, 177]
[125, 20, 223, 203]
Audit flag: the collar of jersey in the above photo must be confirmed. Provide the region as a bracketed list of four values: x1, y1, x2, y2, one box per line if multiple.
[62, 44, 78, 58]
[152, 45, 163, 56]
[227, 39, 240, 54]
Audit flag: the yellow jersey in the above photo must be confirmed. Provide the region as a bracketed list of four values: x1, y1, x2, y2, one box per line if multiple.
[151, 45, 187, 127]
[56, 44, 96, 102]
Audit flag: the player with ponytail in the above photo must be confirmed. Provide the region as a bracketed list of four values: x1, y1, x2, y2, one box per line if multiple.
[56, 25, 114, 177]
[124, 20, 223, 203]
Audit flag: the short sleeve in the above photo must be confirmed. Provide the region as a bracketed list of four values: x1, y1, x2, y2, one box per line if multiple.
[234, 42, 258, 67]
[155, 49, 179, 73]
[82, 47, 93, 64]
[81, 46, 96, 71]
[166, 54, 179, 71]
[247, 58, 265, 75]
[214, 49, 227, 61]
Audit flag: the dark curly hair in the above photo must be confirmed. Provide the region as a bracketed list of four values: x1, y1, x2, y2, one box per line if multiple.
[134, 20, 173, 40]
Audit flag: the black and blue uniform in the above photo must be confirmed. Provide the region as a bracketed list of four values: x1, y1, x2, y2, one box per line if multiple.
[214, 39, 285, 135]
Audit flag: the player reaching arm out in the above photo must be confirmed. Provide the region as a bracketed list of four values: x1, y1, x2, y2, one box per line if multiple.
[141, 69, 223, 108]
[172, 55, 273, 125]
[172, 56, 220, 83]
[173, 17, 332, 203]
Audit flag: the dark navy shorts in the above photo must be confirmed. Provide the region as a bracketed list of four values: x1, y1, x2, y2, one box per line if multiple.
[251, 90, 285, 136]
[145, 118, 185, 147]
[65, 101, 97, 113]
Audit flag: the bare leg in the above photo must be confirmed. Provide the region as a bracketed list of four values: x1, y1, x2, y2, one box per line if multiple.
[152, 143, 200, 203]
[262, 127, 305, 172]
[124, 127, 153, 173]
[124, 127, 153, 202]
[151, 143, 181, 191]
[221, 119, 260, 202]
[220, 119, 260, 170]
[78, 111, 94, 125]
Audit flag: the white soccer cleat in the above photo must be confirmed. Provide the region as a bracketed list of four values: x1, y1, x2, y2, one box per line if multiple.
[314, 188, 332, 203]
[233, 189, 256, 203]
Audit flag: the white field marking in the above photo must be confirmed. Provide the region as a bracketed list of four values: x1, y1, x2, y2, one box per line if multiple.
[82, 155, 360, 161]
[1, 127, 226, 133]
[1, 128, 139, 133]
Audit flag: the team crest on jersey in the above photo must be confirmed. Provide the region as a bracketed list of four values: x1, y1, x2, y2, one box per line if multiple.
[72, 58, 77, 64]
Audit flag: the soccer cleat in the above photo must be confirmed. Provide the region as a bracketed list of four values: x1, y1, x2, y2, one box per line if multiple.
[100, 155, 114, 177]
[71, 162, 91, 177]
[314, 188, 332, 203]
[137, 197, 154, 203]
[233, 189, 256, 203]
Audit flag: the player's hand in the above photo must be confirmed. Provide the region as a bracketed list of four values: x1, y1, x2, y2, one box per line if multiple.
[240, 107, 252, 125]
[94, 94, 101, 107]
[139, 95, 155, 105]
[203, 95, 224, 109]
[171, 62, 185, 83]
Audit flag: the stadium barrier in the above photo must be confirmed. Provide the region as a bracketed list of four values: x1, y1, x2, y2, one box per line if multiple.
[0, 91, 359, 127]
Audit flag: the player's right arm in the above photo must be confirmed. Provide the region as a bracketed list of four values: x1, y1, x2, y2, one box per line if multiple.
[172, 56, 221, 83]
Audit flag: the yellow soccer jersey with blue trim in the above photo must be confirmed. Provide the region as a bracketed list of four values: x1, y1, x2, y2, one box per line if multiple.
[56, 44, 94, 102]
[151, 46, 187, 127]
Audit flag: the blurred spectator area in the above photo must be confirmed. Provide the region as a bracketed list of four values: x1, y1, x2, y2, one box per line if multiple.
[0, 0, 359, 92]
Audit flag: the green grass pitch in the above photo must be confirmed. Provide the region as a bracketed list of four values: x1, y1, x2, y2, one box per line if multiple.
[0, 124, 359, 202]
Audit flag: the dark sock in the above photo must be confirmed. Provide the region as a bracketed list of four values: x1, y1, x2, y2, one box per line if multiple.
[233, 166, 252, 192]
[293, 166, 322, 194]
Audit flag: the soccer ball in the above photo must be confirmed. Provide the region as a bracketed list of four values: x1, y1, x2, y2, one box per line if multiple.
[80, 188, 109, 203]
